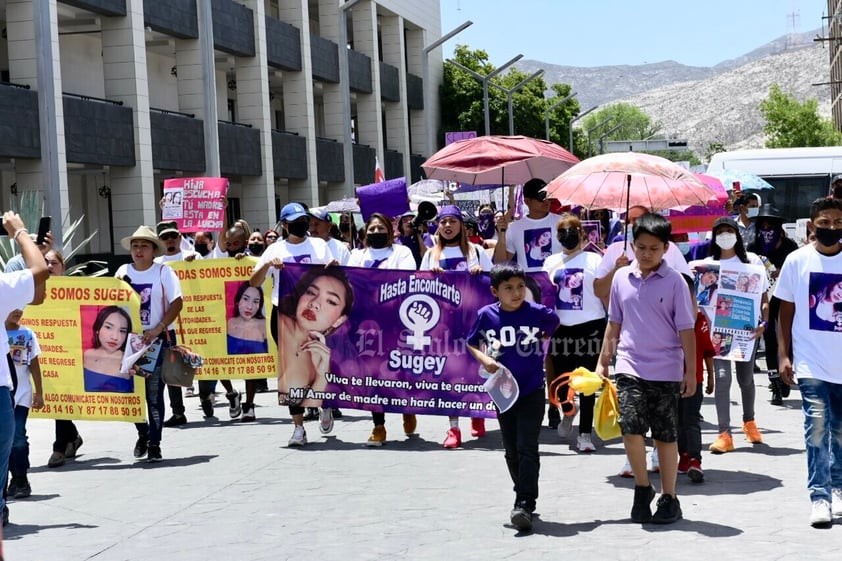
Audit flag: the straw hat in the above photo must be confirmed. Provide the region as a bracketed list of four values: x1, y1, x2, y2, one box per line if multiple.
[121, 225, 165, 256]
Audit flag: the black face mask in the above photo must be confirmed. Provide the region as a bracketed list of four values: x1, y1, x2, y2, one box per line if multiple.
[226, 248, 241, 258]
[194, 243, 209, 256]
[366, 233, 388, 249]
[287, 221, 310, 238]
[557, 230, 580, 250]
[814, 226, 842, 247]
[248, 243, 264, 256]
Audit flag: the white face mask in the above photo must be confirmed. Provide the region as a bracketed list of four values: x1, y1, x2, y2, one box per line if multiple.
[746, 207, 759, 219]
[716, 232, 738, 250]
[675, 242, 690, 255]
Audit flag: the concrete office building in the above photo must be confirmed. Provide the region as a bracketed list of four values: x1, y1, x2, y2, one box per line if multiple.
[0, 0, 443, 260]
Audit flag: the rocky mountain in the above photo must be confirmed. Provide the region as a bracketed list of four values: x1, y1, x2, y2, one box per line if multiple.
[517, 29, 832, 154]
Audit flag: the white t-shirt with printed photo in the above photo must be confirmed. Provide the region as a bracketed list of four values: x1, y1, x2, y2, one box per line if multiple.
[8, 326, 40, 407]
[543, 250, 606, 325]
[420, 244, 493, 272]
[596, 239, 692, 280]
[505, 213, 563, 272]
[774, 244, 842, 382]
[114, 262, 183, 330]
[702, 253, 769, 294]
[256, 237, 332, 305]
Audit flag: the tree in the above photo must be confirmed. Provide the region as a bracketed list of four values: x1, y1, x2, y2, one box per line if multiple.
[579, 103, 662, 156]
[439, 45, 581, 153]
[759, 84, 842, 148]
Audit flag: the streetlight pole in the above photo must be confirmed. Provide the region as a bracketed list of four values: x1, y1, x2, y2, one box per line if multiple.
[585, 117, 612, 157]
[489, 69, 544, 135]
[446, 54, 523, 136]
[423, 20, 473, 156]
[568, 105, 597, 153]
[598, 124, 622, 154]
[544, 91, 577, 141]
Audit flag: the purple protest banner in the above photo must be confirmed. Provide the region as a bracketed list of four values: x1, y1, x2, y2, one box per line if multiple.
[162, 177, 229, 232]
[275, 264, 556, 418]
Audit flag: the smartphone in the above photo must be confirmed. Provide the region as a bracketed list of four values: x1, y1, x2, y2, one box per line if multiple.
[36, 216, 51, 246]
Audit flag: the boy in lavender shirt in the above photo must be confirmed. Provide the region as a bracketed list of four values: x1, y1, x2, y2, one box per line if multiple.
[595, 213, 697, 524]
[467, 264, 559, 532]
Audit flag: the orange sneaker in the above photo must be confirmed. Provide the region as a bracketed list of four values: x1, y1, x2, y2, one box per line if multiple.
[743, 420, 763, 443]
[709, 431, 735, 454]
[470, 417, 486, 438]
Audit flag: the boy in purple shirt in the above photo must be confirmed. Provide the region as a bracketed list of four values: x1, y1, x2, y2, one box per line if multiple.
[595, 213, 697, 524]
[467, 264, 559, 532]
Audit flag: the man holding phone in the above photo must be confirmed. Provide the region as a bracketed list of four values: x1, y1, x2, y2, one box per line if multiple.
[3, 217, 53, 274]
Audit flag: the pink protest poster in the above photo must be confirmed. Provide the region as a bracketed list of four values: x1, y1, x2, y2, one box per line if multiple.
[162, 177, 229, 232]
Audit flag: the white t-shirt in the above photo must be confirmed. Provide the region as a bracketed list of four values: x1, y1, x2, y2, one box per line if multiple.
[0, 271, 35, 389]
[596, 240, 692, 280]
[154, 249, 202, 263]
[256, 237, 332, 305]
[543, 250, 606, 325]
[348, 244, 416, 271]
[774, 244, 842, 382]
[114, 262, 183, 330]
[325, 237, 351, 266]
[702, 253, 769, 294]
[8, 326, 40, 407]
[505, 213, 563, 272]
[420, 243, 493, 272]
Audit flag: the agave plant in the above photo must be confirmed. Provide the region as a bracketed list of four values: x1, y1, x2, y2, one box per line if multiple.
[0, 190, 108, 276]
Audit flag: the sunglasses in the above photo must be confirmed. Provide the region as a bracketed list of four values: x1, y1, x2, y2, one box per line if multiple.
[159, 232, 178, 241]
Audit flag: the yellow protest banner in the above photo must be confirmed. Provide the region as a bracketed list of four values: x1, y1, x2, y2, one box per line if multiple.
[23, 277, 145, 422]
[169, 258, 277, 379]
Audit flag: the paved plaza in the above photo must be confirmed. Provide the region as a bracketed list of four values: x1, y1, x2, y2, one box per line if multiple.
[6, 357, 842, 560]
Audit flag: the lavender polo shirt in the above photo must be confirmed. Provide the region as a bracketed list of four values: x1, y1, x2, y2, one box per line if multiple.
[608, 260, 695, 382]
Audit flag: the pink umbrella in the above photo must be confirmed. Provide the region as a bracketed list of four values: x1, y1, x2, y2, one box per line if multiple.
[694, 173, 729, 204]
[544, 152, 720, 213]
[421, 135, 579, 186]
[662, 173, 729, 234]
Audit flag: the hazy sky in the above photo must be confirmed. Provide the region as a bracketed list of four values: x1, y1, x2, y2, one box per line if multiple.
[440, 0, 827, 68]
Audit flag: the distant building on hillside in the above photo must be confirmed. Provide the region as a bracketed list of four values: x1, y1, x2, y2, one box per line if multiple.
[830, 0, 842, 130]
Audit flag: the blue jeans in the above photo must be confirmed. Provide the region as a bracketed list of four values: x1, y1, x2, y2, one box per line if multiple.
[798, 377, 842, 502]
[497, 387, 545, 511]
[0, 388, 14, 512]
[9, 405, 29, 477]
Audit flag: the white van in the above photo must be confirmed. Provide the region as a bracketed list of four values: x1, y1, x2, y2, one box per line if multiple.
[706, 147, 842, 220]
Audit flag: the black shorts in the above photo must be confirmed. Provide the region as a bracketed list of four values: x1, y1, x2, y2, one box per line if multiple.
[615, 374, 680, 442]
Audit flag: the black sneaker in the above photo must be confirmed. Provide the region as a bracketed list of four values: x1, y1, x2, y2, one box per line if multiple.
[779, 379, 791, 398]
[649, 494, 682, 524]
[510, 506, 533, 531]
[7, 477, 20, 498]
[332, 408, 343, 419]
[14, 477, 31, 499]
[303, 408, 319, 421]
[147, 445, 163, 463]
[630, 484, 656, 523]
[200, 398, 215, 418]
[163, 414, 187, 427]
[134, 436, 149, 458]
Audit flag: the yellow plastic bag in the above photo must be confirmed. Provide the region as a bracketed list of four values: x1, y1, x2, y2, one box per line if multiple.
[569, 367, 604, 396]
[594, 379, 622, 441]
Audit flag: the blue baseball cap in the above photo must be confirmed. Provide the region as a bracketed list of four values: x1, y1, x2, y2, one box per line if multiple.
[280, 202, 308, 222]
[309, 207, 332, 223]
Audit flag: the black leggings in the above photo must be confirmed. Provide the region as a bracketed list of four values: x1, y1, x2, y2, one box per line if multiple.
[764, 297, 781, 372]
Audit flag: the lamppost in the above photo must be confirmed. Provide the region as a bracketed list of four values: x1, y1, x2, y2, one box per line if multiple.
[585, 117, 612, 157]
[544, 91, 577, 141]
[423, 20, 473, 156]
[598, 124, 622, 154]
[446, 54, 523, 136]
[568, 105, 597, 152]
[489, 69, 544, 135]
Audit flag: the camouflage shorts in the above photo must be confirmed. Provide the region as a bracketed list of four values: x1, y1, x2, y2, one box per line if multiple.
[615, 374, 680, 442]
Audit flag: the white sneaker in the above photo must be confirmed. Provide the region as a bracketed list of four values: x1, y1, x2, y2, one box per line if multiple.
[227, 391, 242, 419]
[649, 449, 660, 473]
[810, 499, 832, 526]
[241, 403, 256, 422]
[577, 433, 596, 452]
[618, 458, 633, 478]
[557, 415, 574, 439]
[832, 489, 842, 517]
[288, 425, 307, 447]
[319, 407, 334, 434]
